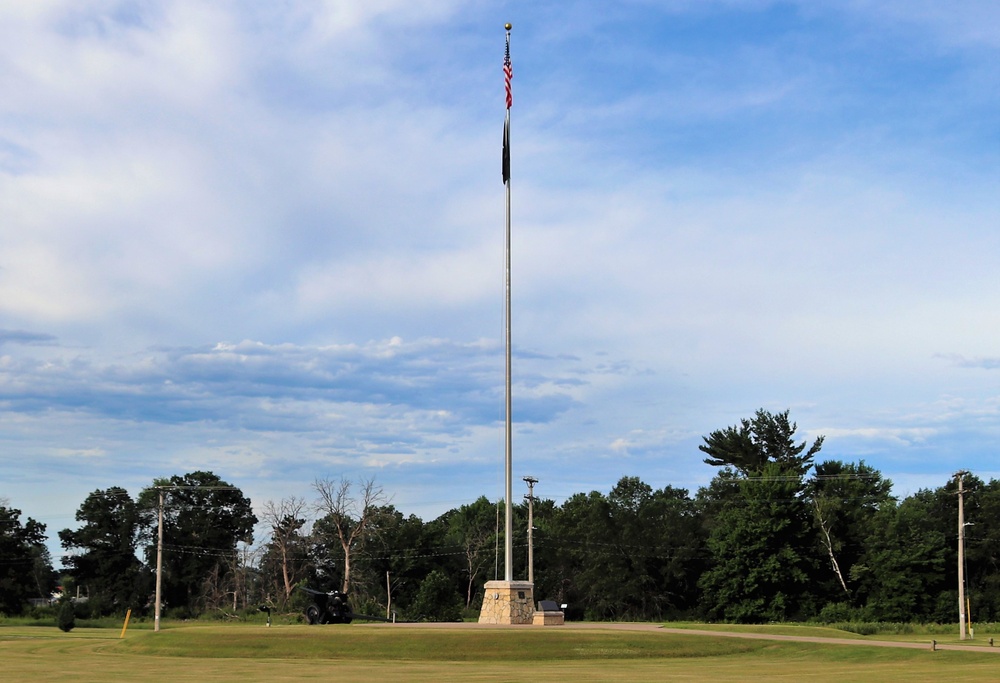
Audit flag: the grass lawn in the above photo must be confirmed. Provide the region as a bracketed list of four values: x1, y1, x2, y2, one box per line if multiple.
[1, 621, 998, 682]
[664, 621, 1000, 647]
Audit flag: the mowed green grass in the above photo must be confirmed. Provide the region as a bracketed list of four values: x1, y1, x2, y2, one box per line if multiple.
[116, 624, 763, 659]
[1, 623, 998, 682]
[664, 621, 1000, 646]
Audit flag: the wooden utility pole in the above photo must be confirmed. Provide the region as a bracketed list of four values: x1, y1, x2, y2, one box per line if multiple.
[154, 488, 164, 633]
[150, 482, 240, 633]
[523, 476, 537, 584]
[956, 470, 969, 640]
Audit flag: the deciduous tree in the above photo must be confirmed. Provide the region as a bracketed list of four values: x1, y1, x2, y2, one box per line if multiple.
[443, 496, 497, 609]
[699, 463, 815, 622]
[313, 476, 385, 594]
[259, 496, 311, 607]
[58, 487, 149, 615]
[138, 471, 257, 612]
[0, 505, 53, 614]
[852, 490, 946, 621]
[806, 460, 893, 605]
[361, 505, 434, 617]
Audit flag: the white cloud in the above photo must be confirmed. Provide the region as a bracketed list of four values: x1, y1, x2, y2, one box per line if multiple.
[817, 427, 938, 446]
[2, 0, 999, 557]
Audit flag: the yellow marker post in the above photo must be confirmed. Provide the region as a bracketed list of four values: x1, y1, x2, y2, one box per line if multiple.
[120, 608, 132, 639]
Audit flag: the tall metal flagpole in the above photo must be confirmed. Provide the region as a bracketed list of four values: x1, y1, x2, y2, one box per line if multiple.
[478, 22, 531, 625]
[502, 22, 514, 583]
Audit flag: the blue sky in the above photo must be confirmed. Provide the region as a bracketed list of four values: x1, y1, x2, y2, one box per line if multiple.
[2, 1, 999, 560]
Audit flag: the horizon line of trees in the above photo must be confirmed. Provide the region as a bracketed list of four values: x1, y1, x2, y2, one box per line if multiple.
[3, 409, 999, 624]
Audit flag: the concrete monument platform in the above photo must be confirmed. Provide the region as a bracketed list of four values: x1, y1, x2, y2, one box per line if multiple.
[478, 580, 534, 624]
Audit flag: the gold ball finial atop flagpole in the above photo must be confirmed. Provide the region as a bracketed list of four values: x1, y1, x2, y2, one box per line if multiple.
[505, 23, 512, 31]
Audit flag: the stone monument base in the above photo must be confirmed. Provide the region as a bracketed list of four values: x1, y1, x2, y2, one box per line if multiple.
[532, 609, 564, 626]
[478, 580, 534, 624]
[532, 599, 565, 626]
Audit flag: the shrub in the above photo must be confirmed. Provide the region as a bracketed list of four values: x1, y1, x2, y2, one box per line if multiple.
[832, 621, 914, 636]
[817, 602, 854, 623]
[28, 604, 57, 620]
[409, 570, 463, 622]
[57, 600, 76, 633]
[351, 597, 383, 620]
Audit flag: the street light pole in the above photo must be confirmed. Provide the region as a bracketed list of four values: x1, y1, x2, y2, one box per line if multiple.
[956, 471, 970, 640]
[150, 482, 239, 632]
[154, 488, 164, 633]
[523, 476, 537, 584]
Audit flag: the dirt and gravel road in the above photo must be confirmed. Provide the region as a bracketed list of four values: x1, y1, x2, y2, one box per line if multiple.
[378, 620, 1000, 654]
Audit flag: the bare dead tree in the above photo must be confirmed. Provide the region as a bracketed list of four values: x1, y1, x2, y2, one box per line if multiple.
[313, 477, 385, 594]
[200, 564, 226, 612]
[260, 496, 310, 605]
[462, 531, 494, 608]
[201, 541, 260, 612]
[234, 540, 263, 610]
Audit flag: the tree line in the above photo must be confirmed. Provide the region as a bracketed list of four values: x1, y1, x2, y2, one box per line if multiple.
[3, 409, 999, 624]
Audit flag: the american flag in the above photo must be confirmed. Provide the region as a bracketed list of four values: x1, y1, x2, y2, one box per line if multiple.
[504, 34, 513, 109]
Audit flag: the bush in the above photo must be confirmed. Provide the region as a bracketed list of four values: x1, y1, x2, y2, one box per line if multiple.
[817, 602, 855, 623]
[351, 597, 383, 620]
[57, 600, 76, 632]
[196, 609, 233, 621]
[831, 621, 914, 636]
[70, 598, 96, 620]
[409, 570, 463, 622]
[28, 604, 57, 621]
[163, 606, 195, 620]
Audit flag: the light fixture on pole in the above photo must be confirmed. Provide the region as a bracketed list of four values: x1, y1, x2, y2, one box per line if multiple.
[956, 470, 970, 641]
[523, 476, 537, 585]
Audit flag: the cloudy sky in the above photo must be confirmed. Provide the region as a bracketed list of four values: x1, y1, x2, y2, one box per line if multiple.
[2, 0, 999, 558]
